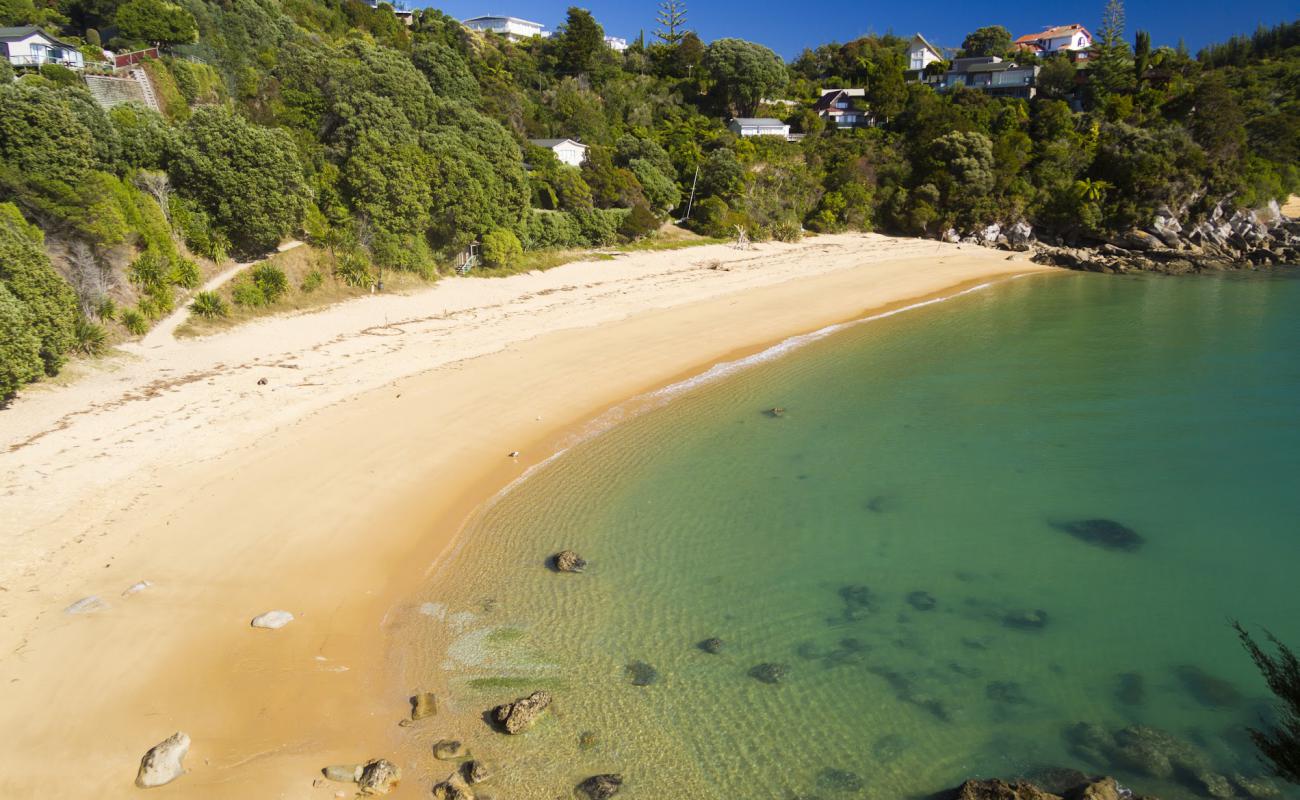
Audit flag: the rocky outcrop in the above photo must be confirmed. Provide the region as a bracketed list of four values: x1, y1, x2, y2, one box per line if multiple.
[551, 550, 586, 572]
[1030, 201, 1300, 274]
[357, 759, 400, 795]
[135, 732, 190, 788]
[490, 690, 551, 734]
[938, 777, 1142, 800]
[577, 773, 623, 799]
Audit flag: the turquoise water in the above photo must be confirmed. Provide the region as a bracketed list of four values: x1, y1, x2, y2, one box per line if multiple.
[399, 269, 1300, 799]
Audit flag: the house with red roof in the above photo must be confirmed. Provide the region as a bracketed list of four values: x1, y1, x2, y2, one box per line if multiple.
[1014, 24, 1092, 58]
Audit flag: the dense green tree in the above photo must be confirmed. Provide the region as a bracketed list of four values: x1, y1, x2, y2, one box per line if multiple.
[411, 40, 480, 103]
[169, 107, 308, 252]
[109, 103, 175, 171]
[0, 203, 78, 379]
[556, 6, 604, 77]
[703, 38, 787, 118]
[0, 82, 97, 179]
[114, 0, 196, 44]
[962, 26, 1012, 58]
[0, 282, 43, 402]
[654, 0, 687, 46]
[342, 132, 433, 237]
[1090, 0, 1135, 100]
[1038, 55, 1078, 99]
[1134, 30, 1151, 82]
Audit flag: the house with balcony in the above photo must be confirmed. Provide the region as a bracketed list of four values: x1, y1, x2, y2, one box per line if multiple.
[462, 15, 549, 41]
[929, 56, 1039, 99]
[814, 89, 873, 129]
[1014, 24, 1092, 59]
[906, 33, 944, 78]
[0, 26, 85, 70]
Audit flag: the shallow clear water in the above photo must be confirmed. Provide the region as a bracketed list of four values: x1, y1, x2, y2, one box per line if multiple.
[400, 269, 1300, 799]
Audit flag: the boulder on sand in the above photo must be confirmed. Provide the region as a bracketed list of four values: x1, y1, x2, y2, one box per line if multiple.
[410, 691, 438, 720]
[490, 690, 552, 734]
[577, 773, 624, 800]
[433, 739, 467, 760]
[551, 550, 587, 573]
[322, 764, 362, 783]
[135, 731, 190, 788]
[250, 610, 294, 629]
[357, 759, 400, 795]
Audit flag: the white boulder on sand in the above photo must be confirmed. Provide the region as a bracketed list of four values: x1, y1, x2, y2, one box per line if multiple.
[250, 610, 294, 629]
[135, 731, 190, 788]
[64, 595, 108, 614]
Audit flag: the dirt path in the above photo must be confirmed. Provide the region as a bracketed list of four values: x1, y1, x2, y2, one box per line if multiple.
[134, 240, 304, 350]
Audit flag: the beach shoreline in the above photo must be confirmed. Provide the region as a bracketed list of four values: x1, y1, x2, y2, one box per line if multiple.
[0, 233, 1053, 797]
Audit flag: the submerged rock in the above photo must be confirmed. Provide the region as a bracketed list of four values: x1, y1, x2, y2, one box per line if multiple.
[816, 767, 865, 793]
[949, 778, 1060, 799]
[577, 730, 599, 750]
[748, 662, 789, 684]
[1231, 772, 1281, 798]
[357, 759, 400, 795]
[432, 739, 466, 760]
[906, 591, 937, 611]
[1175, 664, 1242, 708]
[551, 550, 586, 572]
[250, 610, 294, 629]
[432, 776, 475, 800]
[1115, 672, 1144, 706]
[1050, 519, 1143, 552]
[625, 660, 659, 686]
[1002, 609, 1049, 631]
[698, 637, 724, 654]
[577, 773, 623, 800]
[410, 691, 438, 720]
[1018, 767, 1090, 795]
[462, 759, 491, 784]
[135, 731, 190, 788]
[490, 690, 551, 734]
[986, 681, 1030, 705]
[838, 584, 874, 620]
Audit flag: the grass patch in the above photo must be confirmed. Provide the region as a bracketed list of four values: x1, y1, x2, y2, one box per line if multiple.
[614, 235, 726, 253]
[175, 245, 435, 338]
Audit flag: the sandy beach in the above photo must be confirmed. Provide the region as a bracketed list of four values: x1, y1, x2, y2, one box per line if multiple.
[0, 233, 1052, 797]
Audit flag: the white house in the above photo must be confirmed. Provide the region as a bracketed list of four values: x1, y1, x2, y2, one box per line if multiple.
[530, 138, 588, 168]
[728, 118, 791, 138]
[605, 35, 628, 52]
[462, 15, 549, 41]
[814, 88, 872, 129]
[907, 33, 943, 72]
[1014, 24, 1092, 55]
[0, 26, 85, 69]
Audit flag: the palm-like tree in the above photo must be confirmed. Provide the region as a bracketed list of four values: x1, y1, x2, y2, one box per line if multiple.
[1074, 177, 1112, 202]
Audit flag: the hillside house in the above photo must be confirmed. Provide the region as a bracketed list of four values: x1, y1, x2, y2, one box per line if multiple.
[463, 15, 549, 41]
[814, 89, 873, 129]
[907, 33, 944, 74]
[605, 35, 628, 52]
[0, 26, 85, 69]
[924, 56, 1039, 99]
[728, 118, 791, 138]
[1014, 24, 1092, 57]
[529, 138, 588, 168]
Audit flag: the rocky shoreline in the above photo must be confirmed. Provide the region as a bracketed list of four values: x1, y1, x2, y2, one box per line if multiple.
[945, 200, 1300, 274]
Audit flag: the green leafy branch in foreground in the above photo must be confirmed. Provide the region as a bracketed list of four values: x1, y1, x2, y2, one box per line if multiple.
[1234, 621, 1300, 784]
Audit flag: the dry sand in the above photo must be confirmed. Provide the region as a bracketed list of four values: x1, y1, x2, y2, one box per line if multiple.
[0, 233, 1053, 797]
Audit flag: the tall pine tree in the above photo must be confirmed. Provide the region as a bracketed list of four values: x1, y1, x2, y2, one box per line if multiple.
[654, 0, 687, 45]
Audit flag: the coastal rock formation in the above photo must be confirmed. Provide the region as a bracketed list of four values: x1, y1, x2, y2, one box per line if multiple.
[357, 759, 400, 795]
[1050, 519, 1143, 552]
[135, 731, 190, 788]
[250, 610, 294, 629]
[432, 775, 476, 800]
[410, 691, 438, 720]
[698, 637, 724, 654]
[322, 764, 363, 783]
[433, 739, 467, 760]
[577, 773, 624, 799]
[938, 777, 1139, 800]
[748, 662, 788, 684]
[1064, 720, 1241, 796]
[490, 690, 551, 734]
[551, 550, 586, 572]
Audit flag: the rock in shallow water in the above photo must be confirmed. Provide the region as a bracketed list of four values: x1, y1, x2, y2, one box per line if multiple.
[250, 610, 294, 629]
[577, 773, 623, 799]
[432, 739, 466, 760]
[410, 691, 438, 720]
[490, 690, 551, 734]
[625, 660, 658, 686]
[1002, 609, 1049, 631]
[816, 767, 864, 792]
[748, 662, 789, 684]
[551, 550, 586, 572]
[1115, 671, 1144, 706]
[906, 590, 937, 611]
[698, 637, 724, 654]
[1174, 664, 1242, 708]
[357, 759, 400, 795]
[1050, 518, 1143, 552]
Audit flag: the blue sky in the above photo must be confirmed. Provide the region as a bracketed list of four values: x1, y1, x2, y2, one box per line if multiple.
[423, 1, 1296, 58]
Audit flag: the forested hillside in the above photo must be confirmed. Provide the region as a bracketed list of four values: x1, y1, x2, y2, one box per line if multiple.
[0, 0, 1297, 402]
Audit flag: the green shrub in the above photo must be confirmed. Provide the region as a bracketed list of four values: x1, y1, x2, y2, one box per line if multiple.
[300, 269, 323, 293]
[96, 296, 117, 321]
[481, 229, 523, 268]
[0, 283, 43, 402]
[73, 318, 109, 356]
[231, 280, 266, 307]
[771, 218, 803, 242]
[120, 307, 149, 335]
[335, 252, 372, 288]
[190, 290, 228, 317]
[172, 258, 201, 289]
[129, 250, 167, 291]
[618, 202, 659, 242]
[38, 63, 80, 87]
[250, 262, 288, 303]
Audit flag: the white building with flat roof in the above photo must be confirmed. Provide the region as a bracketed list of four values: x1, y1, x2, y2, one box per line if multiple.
[605, 35, 628, 52]
[462, 15, 549, 41]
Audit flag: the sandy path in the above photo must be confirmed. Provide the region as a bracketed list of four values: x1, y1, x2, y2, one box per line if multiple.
[0, 233, 1054, 797]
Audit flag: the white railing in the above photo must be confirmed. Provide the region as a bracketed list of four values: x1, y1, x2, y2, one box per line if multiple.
[6, 54, 84, 69]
